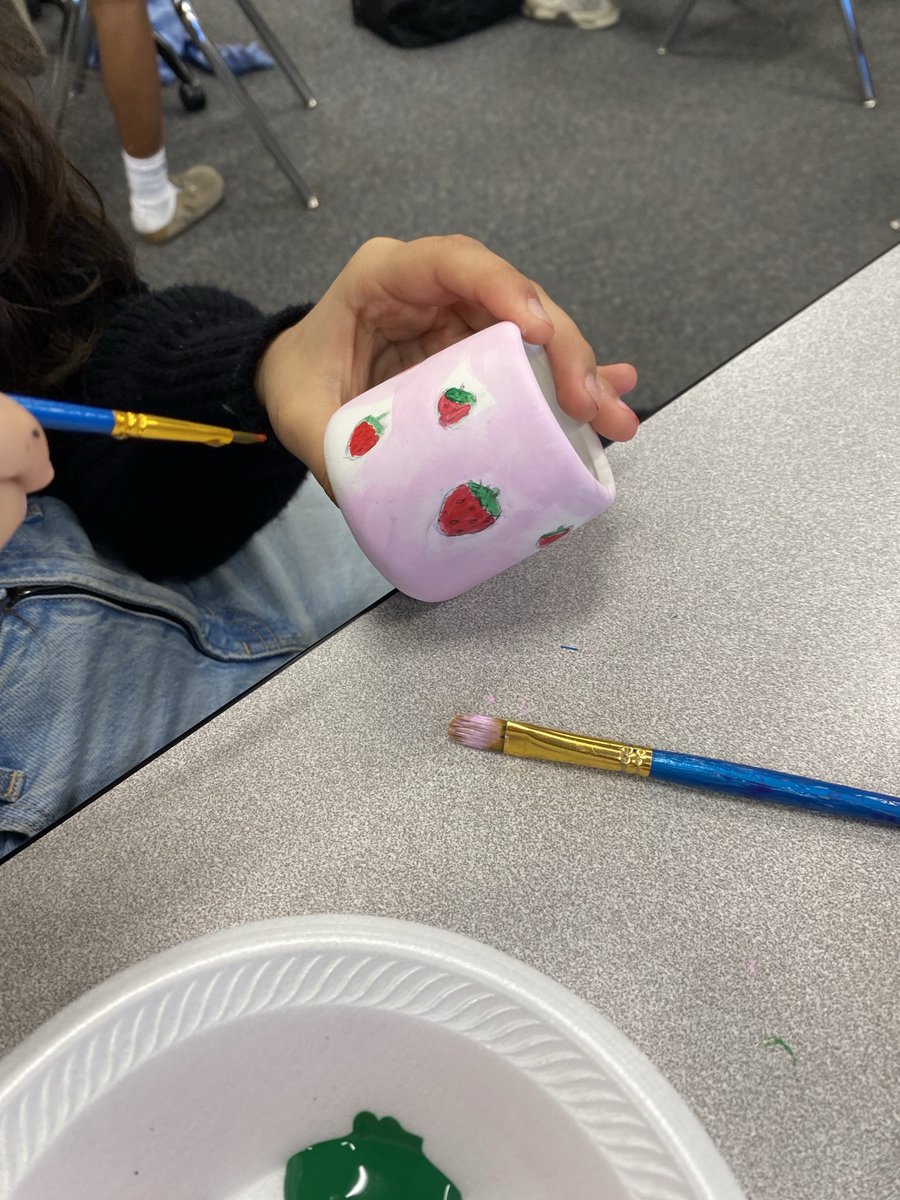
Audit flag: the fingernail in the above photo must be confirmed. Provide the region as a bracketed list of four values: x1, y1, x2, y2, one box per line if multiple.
[527, 297, 553, 327]
[583, 371, 601, 414]
[617, 397, 639, 420]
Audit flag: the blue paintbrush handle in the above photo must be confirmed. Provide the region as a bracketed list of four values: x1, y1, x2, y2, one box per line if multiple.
[11, 394, 116, 435]
[650, 750, 900, 824]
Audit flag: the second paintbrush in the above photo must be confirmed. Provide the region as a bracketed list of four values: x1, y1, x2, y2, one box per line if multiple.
[448, 714, 900, 825]
[11, 394, 267, 448]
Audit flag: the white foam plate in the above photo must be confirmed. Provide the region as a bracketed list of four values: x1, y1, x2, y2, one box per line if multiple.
[0, 916, 745, 1199]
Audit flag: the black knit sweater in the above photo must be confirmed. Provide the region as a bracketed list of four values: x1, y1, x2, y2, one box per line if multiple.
[45, 284, 312, 581]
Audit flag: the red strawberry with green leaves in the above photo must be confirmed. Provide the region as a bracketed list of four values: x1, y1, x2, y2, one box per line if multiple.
[438, 385, 477, 428]
[537, 524, 573, 548]
[438, 481, 501, 537]
[347, 412, 388, 458]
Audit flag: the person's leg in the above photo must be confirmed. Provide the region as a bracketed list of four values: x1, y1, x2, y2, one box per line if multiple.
[90, 0, 161, 157]
[0, 496, 298, 856]
[0, 483, 389, 857]
[90, 0, 225, 241]
[179, 476, 392, 650]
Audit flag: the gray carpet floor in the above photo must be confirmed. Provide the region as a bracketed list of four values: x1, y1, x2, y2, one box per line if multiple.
[43, 0, 900, 417]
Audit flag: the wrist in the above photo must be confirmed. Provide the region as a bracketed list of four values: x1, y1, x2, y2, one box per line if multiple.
[244, 303, 312, 413]
[254, 320, 333, 497]
[255, 323, 299, 419]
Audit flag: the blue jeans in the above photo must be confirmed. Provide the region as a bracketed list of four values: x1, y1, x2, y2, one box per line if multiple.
[0, 483, 390, 858]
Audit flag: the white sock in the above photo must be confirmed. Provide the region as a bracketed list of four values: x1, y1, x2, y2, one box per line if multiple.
[122, 147, 178, 234]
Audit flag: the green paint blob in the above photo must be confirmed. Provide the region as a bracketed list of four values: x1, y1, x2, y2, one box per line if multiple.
[762, 1035, 798, 1070]
[284, 1111, 462, 1200]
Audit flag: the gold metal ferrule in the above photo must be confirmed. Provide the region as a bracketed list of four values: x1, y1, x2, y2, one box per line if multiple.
[112, 410, 234, 446]
[502, 720, 653, 776]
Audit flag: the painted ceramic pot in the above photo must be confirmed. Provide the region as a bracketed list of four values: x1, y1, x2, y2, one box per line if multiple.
[323, 321, 615, 602]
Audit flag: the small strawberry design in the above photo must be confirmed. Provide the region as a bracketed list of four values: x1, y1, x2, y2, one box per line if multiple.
[438, 481, 501, 537]
[437, 385, 477, 428]
[347, 412, 388, 458]
[537, 525, 573, 548]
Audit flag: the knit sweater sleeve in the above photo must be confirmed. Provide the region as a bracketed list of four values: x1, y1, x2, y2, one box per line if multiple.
[46, 285, 313, 581]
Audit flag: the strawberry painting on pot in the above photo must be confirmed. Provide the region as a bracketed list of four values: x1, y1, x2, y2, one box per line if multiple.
[323, 322, 616, 603]
[347, 412, 389, 458]
[438, 482, 501, 537]
[437, 386, 477, 428]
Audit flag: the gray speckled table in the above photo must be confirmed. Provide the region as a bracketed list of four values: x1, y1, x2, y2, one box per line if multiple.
[2, 249, 900, 1200]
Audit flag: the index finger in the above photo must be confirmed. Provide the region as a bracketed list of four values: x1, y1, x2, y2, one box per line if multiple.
[358, 235, 558, 344]
[356, 236, 639, 441]
[535, 290, 640, 441]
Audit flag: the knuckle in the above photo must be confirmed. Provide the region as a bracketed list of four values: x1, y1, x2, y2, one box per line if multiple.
[354, 236, 401, 262]
[434, 233, 482, 254]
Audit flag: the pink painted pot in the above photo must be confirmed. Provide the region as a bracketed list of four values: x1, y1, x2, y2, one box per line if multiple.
[323, 321, 615, 602]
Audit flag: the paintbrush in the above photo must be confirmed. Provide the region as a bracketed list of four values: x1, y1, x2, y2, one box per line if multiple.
[11, 394, 266, 448]
[448, 714, 900, 825]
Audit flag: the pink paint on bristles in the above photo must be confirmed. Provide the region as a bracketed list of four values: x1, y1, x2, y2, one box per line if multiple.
[448, 713, 505, 752]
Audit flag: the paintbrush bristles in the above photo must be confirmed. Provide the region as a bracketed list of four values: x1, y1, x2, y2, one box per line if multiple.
[448, 714, 505, 752]
[231, 430, 267, 444]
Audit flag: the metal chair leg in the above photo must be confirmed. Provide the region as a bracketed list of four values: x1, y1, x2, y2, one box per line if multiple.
[45, 0, 91, 131]
[656, 0, 699, 54]
[835, 0, 876, 107]
[658, 0, 877, 107]
[154, 33, 208, 112]
[154, 32, 194, 87]
[68, 1, 93, 94]
[171, 0, 318, 209]
[230, 0, 316, 109]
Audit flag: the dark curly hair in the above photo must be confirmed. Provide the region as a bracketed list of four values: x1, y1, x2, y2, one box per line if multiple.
[0, 77, 137, 393]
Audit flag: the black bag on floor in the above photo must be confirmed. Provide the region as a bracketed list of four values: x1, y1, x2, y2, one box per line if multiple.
[352, 0, 521, 48]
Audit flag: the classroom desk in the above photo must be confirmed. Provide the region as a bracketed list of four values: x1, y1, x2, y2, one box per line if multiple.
[1, 246, 899, 1200]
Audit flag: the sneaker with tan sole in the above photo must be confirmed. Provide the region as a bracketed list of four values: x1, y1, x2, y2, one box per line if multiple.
[141, 165, 225, 245]
[522, 0, 620, 29]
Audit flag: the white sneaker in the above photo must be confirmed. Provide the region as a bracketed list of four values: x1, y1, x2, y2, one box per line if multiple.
[140, 165, 225, 244]
[522, 0, 620, 29]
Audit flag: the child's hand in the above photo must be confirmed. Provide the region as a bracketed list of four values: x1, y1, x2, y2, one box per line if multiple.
[256, 236, 638, 494]
[0, 393, 54, 551]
